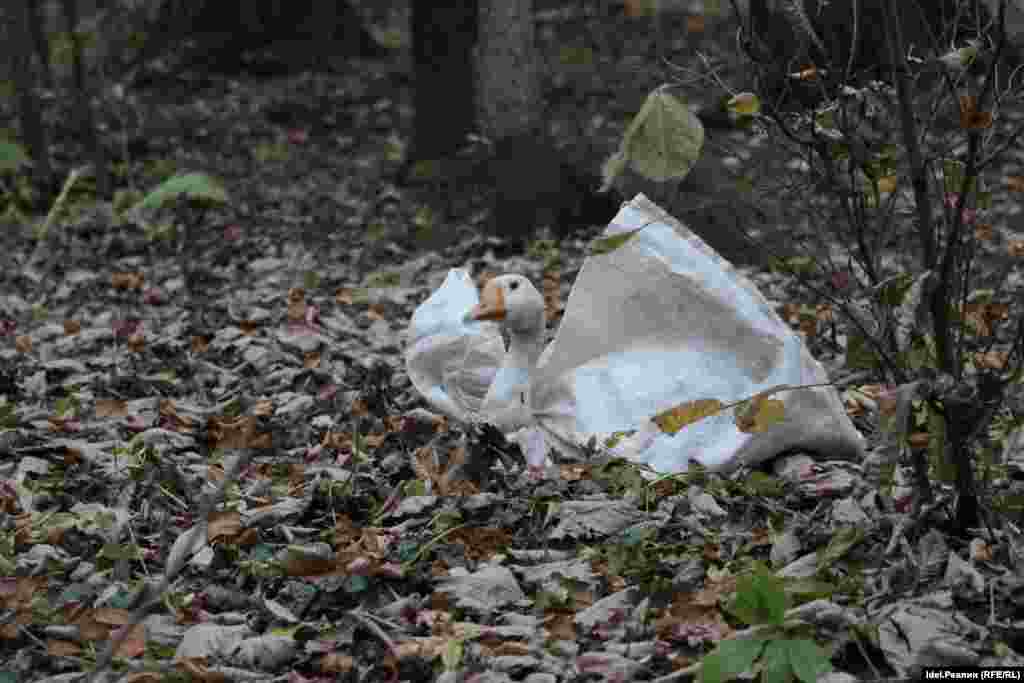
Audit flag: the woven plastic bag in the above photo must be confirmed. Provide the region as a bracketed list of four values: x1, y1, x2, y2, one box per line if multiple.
[406, 194, 864, 472]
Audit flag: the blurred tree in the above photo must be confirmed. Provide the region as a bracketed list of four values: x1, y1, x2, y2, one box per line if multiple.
[121, 0, 387, 79]
[59, 0, 110, 197]
[6, 0, 52, 194]
[408, 0, 478, 162]
[477, 0, 619, 243]
[25, 0, 53, 90]
[477, 0, 543, 140]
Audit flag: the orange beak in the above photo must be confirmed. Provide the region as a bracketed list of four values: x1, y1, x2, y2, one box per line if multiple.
[467, 280, 506, 322]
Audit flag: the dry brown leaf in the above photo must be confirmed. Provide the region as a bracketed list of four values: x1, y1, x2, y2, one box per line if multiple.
[127, 333, 145, 353]
[111, 272, 145, 290]
[95, 399, 128, 418]
[973, 350, 1008, 370]
[970, 538, 993, 562]
[207, 511, 242, 543]
[1006, 176, 1024, 192]
[959, 95, 992, 129]
[974, 223, 995, 241]
[47, 639, 82, 656]
[335, 287, 356, 305]
[318, 652, 356, 673]
[122, 672, 164, 683]
[908, 432, 931, 450]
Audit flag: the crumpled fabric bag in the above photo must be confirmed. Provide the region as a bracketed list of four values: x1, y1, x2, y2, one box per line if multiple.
[405, 193, 864, 473]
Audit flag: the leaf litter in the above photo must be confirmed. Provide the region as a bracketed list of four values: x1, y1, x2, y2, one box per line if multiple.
[3, 3, 1024, 683]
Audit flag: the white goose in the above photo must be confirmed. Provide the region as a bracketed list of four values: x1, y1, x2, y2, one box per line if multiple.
[406, 194, 864, 473]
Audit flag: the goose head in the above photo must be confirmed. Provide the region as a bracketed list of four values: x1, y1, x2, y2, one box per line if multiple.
[464, 275, 545, 339]
[463, 275, 546, 431]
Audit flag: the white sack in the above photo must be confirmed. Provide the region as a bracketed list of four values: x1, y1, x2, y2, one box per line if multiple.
[406, 194, 864, 473]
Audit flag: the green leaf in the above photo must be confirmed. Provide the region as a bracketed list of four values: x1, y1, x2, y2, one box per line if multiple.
[816, 526, 865, 569]
[781, 256, 815, 276]
[345, 575, 370, 593]
[98, 542, 141, 561]
[373, 27, 405, 50]
[704, 0, 724, 15]
[827, 143, 850, 161]
[249, 543, 277, 562]
[0, 140, 30, 173]
[253, 141, 291, 163]
[409, 158, 442, 181]
[787, 639, 832, 683]
[943, 159, 965, 194]
[397, 540, 418, 562]
[845, 334, 880, 371]
[762, 640, 793, 683]
[365, 271, 400, 288]
[938, 43, 978, 70]
[134, 172, 229, 212]
[929, 407, 953, 482]
[113, 189, 143, 214]
[732, 568, 788, 626]
[590, 228, 643, 256]
[617, 87, 704, 183]
[413, 205, 434, 229]
[700, 638, 766, 683]
[385, 134, 405, 162]
[0, 402, 17, 429]
[442, 637, 464, 671]
[744, 471, 784, 497]
[560, 45, 594, 65]
[878, 273, 914, 306]
[782, 578, 837, 600]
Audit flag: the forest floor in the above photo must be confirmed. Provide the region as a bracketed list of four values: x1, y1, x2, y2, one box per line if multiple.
[2, 2, 1024, 682]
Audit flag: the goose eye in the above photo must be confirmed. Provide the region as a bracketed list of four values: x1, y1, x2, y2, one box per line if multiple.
[509, 281, 519, 291]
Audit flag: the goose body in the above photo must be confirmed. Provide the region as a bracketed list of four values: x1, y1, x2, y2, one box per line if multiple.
[406, 194, 864, 473]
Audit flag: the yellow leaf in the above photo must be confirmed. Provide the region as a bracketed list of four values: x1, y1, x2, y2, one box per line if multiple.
[734, 397, 785, 433]
[734, 386, 791, 433]
[876, 175, 897, 194]
[652, 399, 724, 435]
[726, 92, 761, 116]
[589, 228, 642, 256]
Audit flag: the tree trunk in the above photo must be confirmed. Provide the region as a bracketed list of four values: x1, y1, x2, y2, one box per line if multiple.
[59, 0, 110, 197]
[8, 0, 52, 190]
[476, 0, 542, 140]
[474, 0, 618, 243]
[408, 0, 478, 161]
[25, 0, 53, 90]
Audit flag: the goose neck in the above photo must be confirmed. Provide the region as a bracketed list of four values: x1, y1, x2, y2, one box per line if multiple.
[506, 328, 543, 369]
